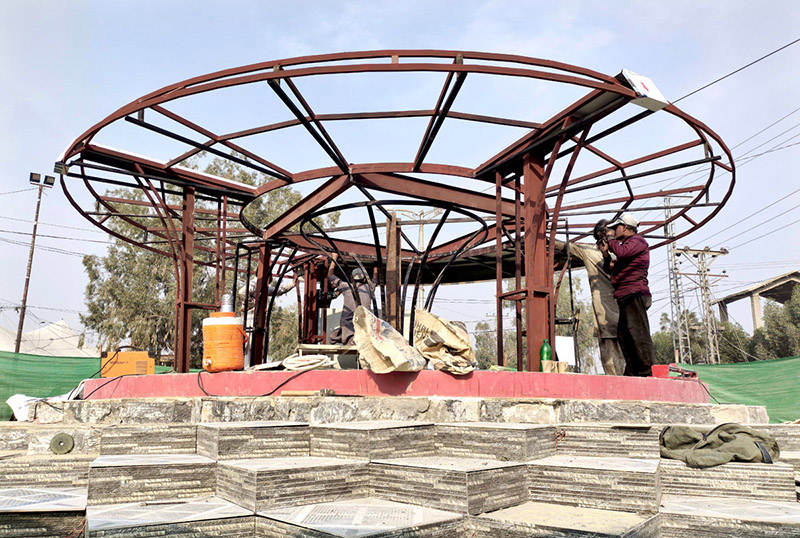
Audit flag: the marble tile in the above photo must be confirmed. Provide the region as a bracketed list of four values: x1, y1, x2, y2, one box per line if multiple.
[0, 487, 86, 513]
[258, 497, 463, 537]
[87, 496, 251, 531]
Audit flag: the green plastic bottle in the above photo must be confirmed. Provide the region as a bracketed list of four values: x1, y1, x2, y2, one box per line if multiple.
[539, 338, 552, 371]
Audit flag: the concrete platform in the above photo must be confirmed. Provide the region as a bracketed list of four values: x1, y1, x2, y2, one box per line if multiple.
[527, 455, 661, 513]
[660, 495, 800, 537]
[217, 456, 369, 511]
[0, 487, 86, 538]
[311, 421, 434, 460]
[472, 500, 661, 537]
[257, 497, 464, 537]
[198, 421, 309, 460]
[371, 456, 527, 515]
[88, 454, 216, 505]
[87, 496, 252, 537]
[435, 422, 555, 461]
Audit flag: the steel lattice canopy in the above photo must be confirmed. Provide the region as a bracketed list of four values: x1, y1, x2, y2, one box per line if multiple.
[58, 50, 735, 280]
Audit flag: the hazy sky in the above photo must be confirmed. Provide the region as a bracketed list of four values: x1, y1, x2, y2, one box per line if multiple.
[1, 1, 799, 357]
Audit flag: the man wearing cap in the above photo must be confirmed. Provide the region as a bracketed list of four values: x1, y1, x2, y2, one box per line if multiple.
[598, 213, 654, 376]
[327, 253, 375, 345]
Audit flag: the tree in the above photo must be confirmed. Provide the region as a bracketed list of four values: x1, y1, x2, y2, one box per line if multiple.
[651, 310, 754, 365]
[82, 155, 338, 368]
[472, 276, 596, 371]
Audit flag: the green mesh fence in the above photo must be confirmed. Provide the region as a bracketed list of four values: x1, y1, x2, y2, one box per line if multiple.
[0, 350, 172, 421]
[679, 355, 800, 423]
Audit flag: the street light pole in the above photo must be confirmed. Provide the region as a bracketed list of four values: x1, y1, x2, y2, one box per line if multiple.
[14, 173, 54, 354]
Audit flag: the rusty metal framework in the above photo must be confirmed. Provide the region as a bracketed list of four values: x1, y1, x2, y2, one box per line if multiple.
[58, 50, 735, 372]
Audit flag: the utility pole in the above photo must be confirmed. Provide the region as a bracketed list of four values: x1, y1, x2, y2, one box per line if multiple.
[15, 173, 55, 354]
[677, 246, 728, 364]
[663, 198, 692, 364]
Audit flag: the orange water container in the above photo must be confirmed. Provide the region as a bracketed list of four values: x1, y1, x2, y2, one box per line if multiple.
[202, 311, 247, 372]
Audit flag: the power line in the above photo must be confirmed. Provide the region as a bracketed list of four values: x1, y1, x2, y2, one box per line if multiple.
[0, 188, 38, 196]
[0, 229, 113, 244]
[727, 216, 800, 250]
[0, 215, 107, 234]
[673, 37, 800, 103]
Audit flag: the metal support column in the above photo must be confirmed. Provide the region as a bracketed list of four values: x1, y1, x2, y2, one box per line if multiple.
[175, 186, 195, 373]
[522, 153, 550, 372]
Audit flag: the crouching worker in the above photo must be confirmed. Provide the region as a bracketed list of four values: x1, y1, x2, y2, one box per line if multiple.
[327, 253, 375, 345]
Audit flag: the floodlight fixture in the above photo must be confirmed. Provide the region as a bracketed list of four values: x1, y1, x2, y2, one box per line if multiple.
[43, 175, 56, 187]
[29, 173, 41, 185]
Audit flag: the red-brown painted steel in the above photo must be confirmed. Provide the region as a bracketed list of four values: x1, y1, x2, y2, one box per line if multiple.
[57, 50, 736, 373]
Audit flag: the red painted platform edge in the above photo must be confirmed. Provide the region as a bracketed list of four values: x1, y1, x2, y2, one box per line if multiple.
[82, 370, 709, 404]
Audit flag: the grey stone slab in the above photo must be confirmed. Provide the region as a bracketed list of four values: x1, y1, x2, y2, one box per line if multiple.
[0, 425, 29, 451]
[472, 501, 661, 537]
[527, 455, 660, 513]
[435, 422, 555, 461]
[257, 497, 464, 537]
[88, 454, 216, 505]
[311, 421, 434, 461]
[659, 458, 796, 502]
[752, 423, 800, 452]
[64, 397, 200, 425]
[371, 456, 527, 515]
[90, 454, 214, 467]
[554, 423, 660, 459]
[87, 496, 251, 531]
[26, 425, 102, 455]
[100, 423, 197, 455]
[88, 516, 254, 537]
[217, 457, 370, 512]
[0, 454, 96, 488]
[660, 495, 800, 537]
[198, 421, 309, 460]
[0, 487, 86, 513]
[0, 512, 85, 538]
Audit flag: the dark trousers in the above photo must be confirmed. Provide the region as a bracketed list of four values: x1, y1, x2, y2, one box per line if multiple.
[617, 293, 655, 377]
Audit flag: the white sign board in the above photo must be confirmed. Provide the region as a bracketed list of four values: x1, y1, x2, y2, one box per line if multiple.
[617, 69, 669, 111]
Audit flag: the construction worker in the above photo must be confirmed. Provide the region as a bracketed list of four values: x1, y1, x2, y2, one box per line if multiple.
[327, 253, 375, 345]
[597, 213, 654, 377]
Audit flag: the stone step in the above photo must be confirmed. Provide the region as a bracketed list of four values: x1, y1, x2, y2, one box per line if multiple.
[0, 454, 96, 488]
[0, 424, 29, 452]
[781, 450, 800, 473]
[527, 455, 661, 513]
[100, 423, 196, 455]
[370, 456, 527, 515]
[660, 495, 800, 537]
[435, 422, 555, 461]
[257, 497, 464, 537]
[310, 421, 434, 461]
[0, 486, 86, 538]
[555, 423, 660, 459]
[471, 500, 661, 537]
[659, 458, 796, 502]
[216, 456, 369, 511]
[87, 454, 216, 505]
[752, 423, 800, 452]
[86, 496, 252, 537]
[198, 421, 309, 460]
[25, 425, 102, 455]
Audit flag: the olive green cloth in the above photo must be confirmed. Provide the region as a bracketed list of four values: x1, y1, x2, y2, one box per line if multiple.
[659, 423, 780, 468]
